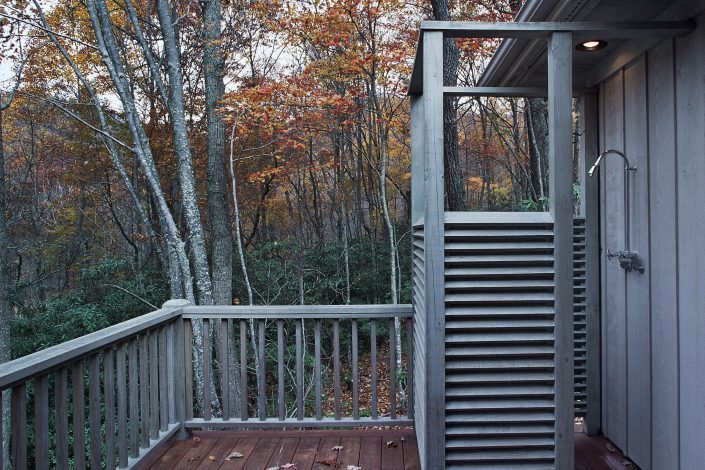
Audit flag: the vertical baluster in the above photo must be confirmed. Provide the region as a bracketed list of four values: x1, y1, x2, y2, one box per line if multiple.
[257, 320, 265, 420]
[239, 320, 247, 420]
[352, 319, 359, 420]
[295, 319, 303, 421]
[0, 390, 3, 469]
[72, 360, 86, 469]
[389, 318, 396, 419]
[334, 319, 341, 420]
[166, 322, 175, 423]
[34, 375, 49, 468]
[220, 318, 230, 420]
[370, 319, 377, 420]
[56, 367, 69, 468]
[203, 318, 212, 420]
[174, 318, 186, 435]
[139, 333, 149, 448]
[407, 318, 414, 419]
[117, 343, 128, 467]
[105, 348, 116, 470]
[159, 326, 168, 431]
[128, 338, 139, 457]
[150, 330, 159, 438]
[277, 319, 284, 421]
[315, 320, 321, 420]
[89, 354, 101, 468]
[184, 319, 193, 421]
[10, 383, 26, 470]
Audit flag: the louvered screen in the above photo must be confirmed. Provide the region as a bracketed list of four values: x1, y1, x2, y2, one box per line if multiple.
[444, 213, 556, 470]
[573, 218, 587, 417]
[411, 221, 427, 464]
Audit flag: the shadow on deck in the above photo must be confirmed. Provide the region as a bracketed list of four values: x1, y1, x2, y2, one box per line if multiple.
[141, 428, 419, 469]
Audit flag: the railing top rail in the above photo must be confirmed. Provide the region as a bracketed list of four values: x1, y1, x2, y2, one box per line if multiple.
[181, 304, 413, 319]
[0, 306, 182, 390]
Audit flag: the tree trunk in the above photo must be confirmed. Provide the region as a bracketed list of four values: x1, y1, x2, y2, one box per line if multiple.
[430, 0, 466, 210]
[0, 105, 11, 470]
[202, 0, 233, 306]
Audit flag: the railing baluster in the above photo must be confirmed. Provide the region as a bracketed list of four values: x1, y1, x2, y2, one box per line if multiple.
[174, 318, 186, 435]
[295, 319, 303, 421]
[371, 319, 377, 420]
[89, 354, 101, 468]
[258, 320, 265, 420]
[184, 319, 194, 421]
[389, 318, 396, 420]
[149, 330, 159, 438]
[203, 318, 212, 421]
[407, 318, 414, 419]
[72, 360, 86, 469]
[117, 343, 128, 467]
[139, 333, 149, 448]
[34, 375, 49, 468]
[277, 319, 285, 421]
[159, 326, 168, 431]
[239, 320, 247, 420]
[334, 319, 341, 420]
[315, 319, 322, 420]
[220, 318, 229, 420]
[56, 367, 69, 468]
[128, 338, 139, 457]
[166, 322, 175, 423]
[352, 319, 359, 420]
[105, 348, 116, 469]
[10, 383, 26, 470]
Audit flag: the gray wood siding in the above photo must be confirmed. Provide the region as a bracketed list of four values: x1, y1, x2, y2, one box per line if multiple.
[573, 218, 587, 417]
[443, 212, 556, 470]
[595, 13, 705, 469]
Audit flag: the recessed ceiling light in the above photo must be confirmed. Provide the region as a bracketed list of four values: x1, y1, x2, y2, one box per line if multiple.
[576, 40, 608, 51]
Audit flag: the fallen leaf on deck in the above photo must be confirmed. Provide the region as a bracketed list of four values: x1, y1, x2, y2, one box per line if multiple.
[226, 451, 244, 459]
[208, 456, 216, 462]
[399, 436, 405, 442]
[280, 464, 297, 469]
[266, 467, 279, 470]
[331, 445, 344, 451]
[621, 460, 632, 467]
[192, 436, 201, 442]
[385, 440, 398, 448]
[606, 443, 617, 453]
[316, 458, 337, 466]
[346, 466, 362, 470]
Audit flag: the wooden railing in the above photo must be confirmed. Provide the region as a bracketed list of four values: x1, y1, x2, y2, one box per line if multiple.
[0, 301, 413, 469]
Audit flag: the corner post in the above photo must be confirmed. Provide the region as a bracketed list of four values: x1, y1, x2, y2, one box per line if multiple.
[422, 30, 446, 469]
[548, 31, 575, 469]
[410, 94, 425, 224]
[580, 93, 601, 435]
[162, 299, 193, 440]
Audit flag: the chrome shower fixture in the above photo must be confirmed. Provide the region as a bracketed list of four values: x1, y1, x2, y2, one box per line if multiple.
[589, 149, 644, 274]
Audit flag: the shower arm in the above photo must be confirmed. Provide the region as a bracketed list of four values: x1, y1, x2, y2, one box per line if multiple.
[588, 149, 637, 255]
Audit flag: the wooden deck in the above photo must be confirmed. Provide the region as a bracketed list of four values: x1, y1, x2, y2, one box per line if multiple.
[142, 428, 420, 469]
[142, 429, 634, 470]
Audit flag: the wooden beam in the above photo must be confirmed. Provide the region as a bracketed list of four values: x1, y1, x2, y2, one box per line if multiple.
[420, 20, 696, 38]
[181, 304, 412, 319]
[421, 30, 446, 470]
[410, 95, 425, 222]
[443, 86, 546, 97]
[548, 31, 575, 469]
[580, 93, 602, 436]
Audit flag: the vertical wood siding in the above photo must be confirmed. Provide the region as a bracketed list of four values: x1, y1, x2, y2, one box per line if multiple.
[597, 13, 705, 469]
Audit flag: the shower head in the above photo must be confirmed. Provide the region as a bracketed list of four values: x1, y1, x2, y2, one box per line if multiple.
[588, 149, 633, 177]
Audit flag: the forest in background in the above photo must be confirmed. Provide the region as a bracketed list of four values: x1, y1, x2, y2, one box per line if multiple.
[0, 0, 573, 365]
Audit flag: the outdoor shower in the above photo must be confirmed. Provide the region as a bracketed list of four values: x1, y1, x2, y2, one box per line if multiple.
[588, 149, 645, 273]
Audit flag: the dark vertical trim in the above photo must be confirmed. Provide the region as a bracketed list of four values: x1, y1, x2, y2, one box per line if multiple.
[672, 36, 681, 468]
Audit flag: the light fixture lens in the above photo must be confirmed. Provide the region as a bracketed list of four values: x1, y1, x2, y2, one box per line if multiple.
[576, 39, 608, 51]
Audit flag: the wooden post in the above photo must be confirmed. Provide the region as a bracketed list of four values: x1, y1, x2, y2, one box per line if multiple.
[548, 31, 575, 469]
[422, 29, 446, 470]
[580, 93, 602, 435]
[162, 299, 192, 440]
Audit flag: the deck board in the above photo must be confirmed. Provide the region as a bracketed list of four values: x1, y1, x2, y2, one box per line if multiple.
[143, 429, 632, 470]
